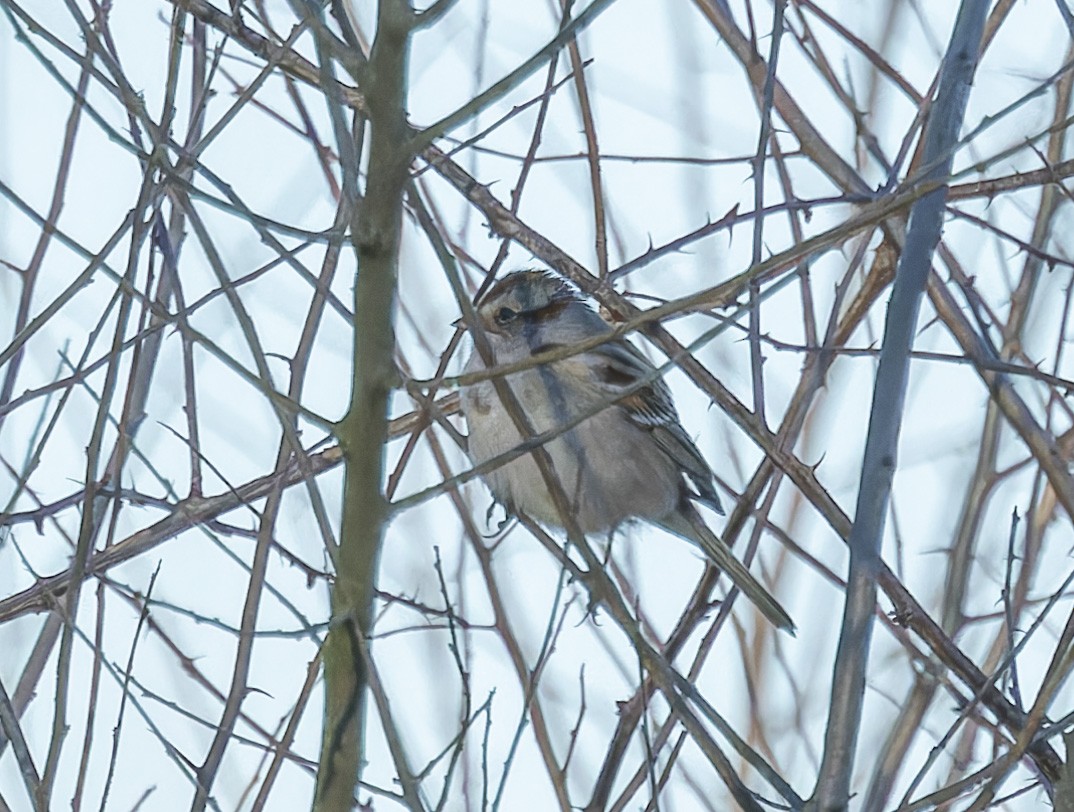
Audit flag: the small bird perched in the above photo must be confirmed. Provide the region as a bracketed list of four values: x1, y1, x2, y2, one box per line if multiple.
[459, 270, 794, 633]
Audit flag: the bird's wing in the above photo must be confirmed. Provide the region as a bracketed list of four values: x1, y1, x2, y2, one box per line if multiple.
[588, 339, 724, 514]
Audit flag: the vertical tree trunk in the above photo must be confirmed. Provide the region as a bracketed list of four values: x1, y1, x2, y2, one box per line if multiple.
[314, 3, 415, 810]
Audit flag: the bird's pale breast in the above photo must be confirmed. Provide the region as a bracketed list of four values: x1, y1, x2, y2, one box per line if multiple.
[461, 363, 681, 533]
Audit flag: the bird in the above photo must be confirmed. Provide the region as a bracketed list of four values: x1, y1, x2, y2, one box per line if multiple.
[458, 270, 794, 633]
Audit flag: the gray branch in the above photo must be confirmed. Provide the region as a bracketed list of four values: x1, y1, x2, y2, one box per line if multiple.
[808, 2, 991, 809]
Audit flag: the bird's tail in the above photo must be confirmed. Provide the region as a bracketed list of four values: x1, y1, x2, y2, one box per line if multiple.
[657, 507, 795, 634]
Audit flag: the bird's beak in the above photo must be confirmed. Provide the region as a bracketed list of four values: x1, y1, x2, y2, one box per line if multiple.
[452, 316, 467, 330]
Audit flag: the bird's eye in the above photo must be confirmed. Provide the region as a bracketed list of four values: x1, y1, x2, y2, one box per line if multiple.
[495, 306, 518, 324]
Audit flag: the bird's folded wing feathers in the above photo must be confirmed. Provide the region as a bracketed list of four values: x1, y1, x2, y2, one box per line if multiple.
[589, 339, 724, 513]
